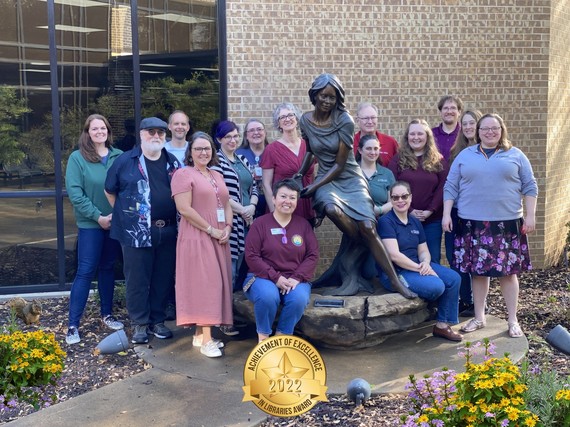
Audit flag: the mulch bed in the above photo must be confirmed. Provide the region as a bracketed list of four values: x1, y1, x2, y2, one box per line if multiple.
[1, 267, 569, 425]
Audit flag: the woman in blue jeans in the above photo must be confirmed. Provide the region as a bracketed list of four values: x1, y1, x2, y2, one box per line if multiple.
[244, 179, 319, 343]
[377, 181, 462, 342]
[65, 114, 124, 345]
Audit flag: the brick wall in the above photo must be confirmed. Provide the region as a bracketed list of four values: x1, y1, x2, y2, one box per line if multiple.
[544, 0, 570, 266]
[225, 0, 569, 270]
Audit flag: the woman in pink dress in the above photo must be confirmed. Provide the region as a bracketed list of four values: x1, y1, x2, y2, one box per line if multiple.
[261, 102, 315, 224]
[171, 132, 233, 358]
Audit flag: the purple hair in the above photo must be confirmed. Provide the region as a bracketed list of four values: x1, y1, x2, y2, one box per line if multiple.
[215, 120, 239, 141]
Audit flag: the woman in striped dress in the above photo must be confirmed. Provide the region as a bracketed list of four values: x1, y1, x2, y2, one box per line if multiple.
[212, 121, 259, 289]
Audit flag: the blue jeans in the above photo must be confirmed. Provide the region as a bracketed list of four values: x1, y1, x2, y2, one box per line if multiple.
[68, 228, 120, 328]
[244, 275, 311, 335]
[122, 225, 176, 326]
[445, 208, 472, 305]
[423, 221, 442, 264]
[380, 262, 460, 324]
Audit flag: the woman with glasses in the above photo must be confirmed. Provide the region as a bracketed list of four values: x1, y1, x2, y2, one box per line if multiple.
[212, 121, 259, 334]
[443, 113, 537, 338]
[212, 121, 259, 275]
[237, 119, 269, 218]
[387, 119, 448, 264]
[357, 133, 396, 279]
[171, 132, 233, 357]
[378, 181, 462, 342]
[244, 179, 319, 343]
[446, 110, 483, 317]
[261, 103, 315, 224]
[65, 114, 124, 345]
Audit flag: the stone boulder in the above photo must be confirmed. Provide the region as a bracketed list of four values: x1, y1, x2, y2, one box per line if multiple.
[233, 288, 429, 349]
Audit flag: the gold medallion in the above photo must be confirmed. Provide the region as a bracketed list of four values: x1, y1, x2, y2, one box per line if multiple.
[242, 335, 328, 417]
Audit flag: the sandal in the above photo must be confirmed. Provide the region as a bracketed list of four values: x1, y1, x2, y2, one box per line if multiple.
[508, 322, 524, 338]
[460, 318, 486, 333]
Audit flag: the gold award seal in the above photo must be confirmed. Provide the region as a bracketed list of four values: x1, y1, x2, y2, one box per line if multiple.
[242, 335, 328, 417]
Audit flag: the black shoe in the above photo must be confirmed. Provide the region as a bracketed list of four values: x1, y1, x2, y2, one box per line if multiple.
[165, 303, 176, 321]
[150, 323, 173, 339]
[459, 303, 475, 317]
[219, 325, 240, 336]
[459, 302, 489, 317]
[132, 324, 149, 344]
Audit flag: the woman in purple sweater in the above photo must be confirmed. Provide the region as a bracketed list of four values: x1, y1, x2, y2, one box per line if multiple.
[388, 119, 448, 264]
[244, 179, 319, 343]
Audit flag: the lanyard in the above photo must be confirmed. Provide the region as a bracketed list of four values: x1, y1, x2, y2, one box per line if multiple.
[199, 168, 223, 208]
[479, 144, 499, 160]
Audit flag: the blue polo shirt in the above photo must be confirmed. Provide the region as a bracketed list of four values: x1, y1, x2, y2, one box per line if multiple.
[377, 210, 426, 264]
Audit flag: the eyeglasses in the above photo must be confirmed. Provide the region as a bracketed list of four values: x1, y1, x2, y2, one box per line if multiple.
[192, 146, 212, 153]
[281, 228, 287, 245]
[390, 193, 410, 201]
[278, 113, 296, 122]
[247, 127, 265, 134]
[479, 126, 501, 133]
[145, 129, 166, 137]
[223, 134, 240, 141]
[357, 116, 378, 122]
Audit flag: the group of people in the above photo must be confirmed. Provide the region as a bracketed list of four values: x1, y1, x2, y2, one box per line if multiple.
[64, 73, 537, 354]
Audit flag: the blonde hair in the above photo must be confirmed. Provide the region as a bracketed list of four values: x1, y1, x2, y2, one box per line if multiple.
[398, 119, 443, 173]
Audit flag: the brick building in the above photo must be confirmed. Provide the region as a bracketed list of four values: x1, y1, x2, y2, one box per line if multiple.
[224, 0, 570, 271]
[0, 0, 568, 290]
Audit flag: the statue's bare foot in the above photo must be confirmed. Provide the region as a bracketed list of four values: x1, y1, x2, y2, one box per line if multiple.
[400, 287, 418, 299]
[392, 280, 417, 299]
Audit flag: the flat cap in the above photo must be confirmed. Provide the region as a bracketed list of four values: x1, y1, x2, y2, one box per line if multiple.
[140, 117, 168, 131]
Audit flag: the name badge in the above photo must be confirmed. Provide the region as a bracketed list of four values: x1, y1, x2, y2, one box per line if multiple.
[254, 166, 263, 177]
[271, 228, 285, 235]
[217, 208, 226, 222]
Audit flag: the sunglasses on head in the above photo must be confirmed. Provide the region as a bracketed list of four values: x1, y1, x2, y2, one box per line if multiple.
[390, 193, 410, 202]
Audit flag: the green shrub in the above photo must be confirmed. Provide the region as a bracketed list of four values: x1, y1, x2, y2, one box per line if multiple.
[0, 327, 66, 409]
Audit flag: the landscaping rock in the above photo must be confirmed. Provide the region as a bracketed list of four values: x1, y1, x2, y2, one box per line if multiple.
[233, 290, 429, 349]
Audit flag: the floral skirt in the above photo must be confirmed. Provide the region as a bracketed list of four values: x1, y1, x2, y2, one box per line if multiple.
[453, 218, 532, 277]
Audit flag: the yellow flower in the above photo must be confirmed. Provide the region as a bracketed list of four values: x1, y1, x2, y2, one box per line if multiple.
[418, 415, 429, 423]
[506, 407, 520, 421]
[455, 372, 470, 381]
[524, 415, 538, 426]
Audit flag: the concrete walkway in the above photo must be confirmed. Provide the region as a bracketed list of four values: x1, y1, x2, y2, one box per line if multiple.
[10, 316, 527, 427]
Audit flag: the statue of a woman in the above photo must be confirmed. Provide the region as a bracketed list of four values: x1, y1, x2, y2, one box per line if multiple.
[296, 73, 415, 298]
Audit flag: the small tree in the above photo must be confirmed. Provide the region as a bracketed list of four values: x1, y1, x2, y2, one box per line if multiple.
[0, 86, 32, 166]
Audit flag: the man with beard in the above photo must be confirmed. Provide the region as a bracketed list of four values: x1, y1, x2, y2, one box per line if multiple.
[105, 117, 181, 344]
[431, 95, 464, 161]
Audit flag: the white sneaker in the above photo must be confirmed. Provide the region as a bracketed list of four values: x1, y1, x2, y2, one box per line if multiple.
[192, 335, 224, 348]
[201, 340, 222, 358]
[66, 327, 80, 345]
[102, 315, 124, 331]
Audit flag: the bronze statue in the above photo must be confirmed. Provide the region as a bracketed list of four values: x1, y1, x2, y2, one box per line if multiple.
[295, 73, 415, 298]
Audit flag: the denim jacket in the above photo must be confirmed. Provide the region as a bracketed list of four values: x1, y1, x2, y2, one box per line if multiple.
[105, 145, 180, 247]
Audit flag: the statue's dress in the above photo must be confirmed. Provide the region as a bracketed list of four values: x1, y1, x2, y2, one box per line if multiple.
[300, 110, 376, 222]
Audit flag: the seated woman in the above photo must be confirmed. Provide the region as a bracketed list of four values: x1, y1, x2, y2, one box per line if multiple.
[377, 181, 463, 342]
[244, 179, 319, 342]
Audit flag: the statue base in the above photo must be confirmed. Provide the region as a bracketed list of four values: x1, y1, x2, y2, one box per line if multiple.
[233, 288, 429, 349]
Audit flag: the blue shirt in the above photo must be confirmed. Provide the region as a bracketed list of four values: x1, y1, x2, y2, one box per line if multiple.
[444, 144, 538, 221]
[377, 210, 426, 264]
